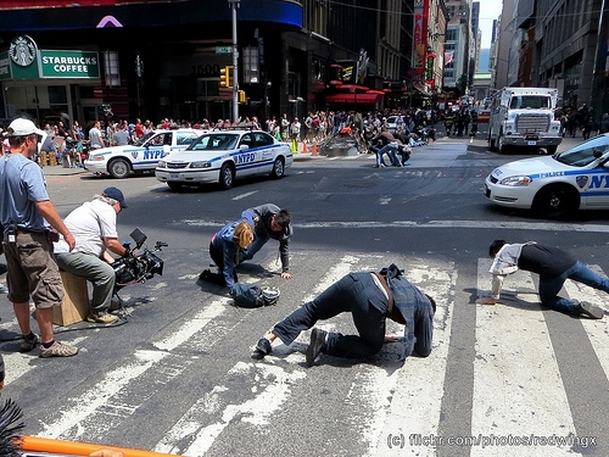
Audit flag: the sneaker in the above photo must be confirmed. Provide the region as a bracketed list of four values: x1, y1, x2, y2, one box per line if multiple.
[39, 341, 78, 358]
[0, 285, 8, 294]
[306, 328, 327, 367]
[251, 337, 272, 360]
[574, 301, 604, 319]
[86, 312, 119, 324]
[20, 333, 40, 353]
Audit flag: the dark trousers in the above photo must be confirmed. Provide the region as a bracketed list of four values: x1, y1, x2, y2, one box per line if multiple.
[203, 241, 237, 286]
[273, 273, 389, 359]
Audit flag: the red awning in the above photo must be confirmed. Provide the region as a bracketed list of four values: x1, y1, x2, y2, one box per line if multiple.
[325, 93, 383, 104]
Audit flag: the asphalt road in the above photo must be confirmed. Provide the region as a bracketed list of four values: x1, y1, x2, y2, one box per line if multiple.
[2, 132, 608, 457]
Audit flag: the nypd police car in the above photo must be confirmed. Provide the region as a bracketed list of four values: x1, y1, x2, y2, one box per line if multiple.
[155, 130, 293, 190]
[84, 128, 204, 178]
[485, 134, 609, 218]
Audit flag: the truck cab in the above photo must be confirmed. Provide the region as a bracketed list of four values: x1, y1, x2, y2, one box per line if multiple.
[488, 87, 563, 154]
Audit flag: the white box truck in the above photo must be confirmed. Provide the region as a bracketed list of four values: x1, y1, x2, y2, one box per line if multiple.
[488, 87, 562, 154]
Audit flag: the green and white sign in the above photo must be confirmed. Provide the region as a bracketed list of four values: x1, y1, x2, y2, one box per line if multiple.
[40, 50, 100, 78]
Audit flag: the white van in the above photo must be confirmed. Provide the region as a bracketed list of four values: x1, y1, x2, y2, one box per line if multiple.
[488, 87, 562, 154]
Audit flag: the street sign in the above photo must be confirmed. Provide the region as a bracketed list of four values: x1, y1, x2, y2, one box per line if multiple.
[215, 46, 231, 54]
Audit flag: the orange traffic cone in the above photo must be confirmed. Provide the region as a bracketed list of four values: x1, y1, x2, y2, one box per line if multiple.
[312, 140, 318, 156]
[302, 141, 308, 153]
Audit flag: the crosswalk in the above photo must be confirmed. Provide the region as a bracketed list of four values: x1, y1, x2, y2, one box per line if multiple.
[2, 251, 608, 456]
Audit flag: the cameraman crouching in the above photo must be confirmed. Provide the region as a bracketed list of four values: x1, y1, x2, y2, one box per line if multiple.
[54, 187, 129, 324]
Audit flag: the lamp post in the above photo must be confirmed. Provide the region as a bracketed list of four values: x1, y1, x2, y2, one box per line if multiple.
[228, 0, 240, 123]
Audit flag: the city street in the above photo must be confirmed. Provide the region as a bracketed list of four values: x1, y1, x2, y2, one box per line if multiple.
[2, 132, 609, 457]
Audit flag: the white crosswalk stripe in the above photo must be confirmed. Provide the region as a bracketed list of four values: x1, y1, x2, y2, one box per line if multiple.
[4, 254, 609, 456]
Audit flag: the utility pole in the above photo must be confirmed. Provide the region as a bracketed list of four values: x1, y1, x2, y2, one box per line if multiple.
[228, 0, 240, 123]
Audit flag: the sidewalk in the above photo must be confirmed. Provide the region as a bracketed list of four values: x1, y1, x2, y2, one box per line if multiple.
[41, 165, 87, 176]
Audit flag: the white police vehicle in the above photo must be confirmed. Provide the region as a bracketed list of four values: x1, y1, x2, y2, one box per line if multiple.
[155, 130, 293, 190]
[84, 128, 204, 178]
[485, 134, 609, 218]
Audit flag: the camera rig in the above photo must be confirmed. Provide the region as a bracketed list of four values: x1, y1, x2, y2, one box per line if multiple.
[111, 228, 167, 295]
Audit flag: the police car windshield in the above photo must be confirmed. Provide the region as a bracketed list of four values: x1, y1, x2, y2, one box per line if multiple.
[134, 131, 156, 146]
[188, 133, 239, 151]
[554, 136, 609, 167]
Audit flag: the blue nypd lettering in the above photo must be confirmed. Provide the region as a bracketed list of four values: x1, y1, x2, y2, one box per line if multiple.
[235, 152, 256, 164]
[143, 149, 166, 160]
[589, 174, 609, 189]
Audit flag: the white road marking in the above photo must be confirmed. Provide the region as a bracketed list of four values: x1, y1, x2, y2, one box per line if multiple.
[472, 259, 576, 456]
[232, 190, 258, 200]
[180, 218, 609, 233]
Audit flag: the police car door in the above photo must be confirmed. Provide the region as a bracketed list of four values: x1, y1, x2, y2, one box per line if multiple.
[582, 162, 609, 208]
[235, 133, 258, 177]
[138, 132, 170, 171]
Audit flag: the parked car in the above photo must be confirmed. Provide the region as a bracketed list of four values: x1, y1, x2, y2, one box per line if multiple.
[155, 130, 293, 190]
[484, 134, 609, 218]
[84, 128, 204, 178]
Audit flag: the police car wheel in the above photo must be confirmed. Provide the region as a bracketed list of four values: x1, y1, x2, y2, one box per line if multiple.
[108, 158, 131, 179]
[533, 184, 578, 219]
[270, 157, 285, 179]
[219, 163, 235, 190]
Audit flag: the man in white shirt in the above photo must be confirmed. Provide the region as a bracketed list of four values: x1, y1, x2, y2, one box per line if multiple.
[54, 187, 129, 324]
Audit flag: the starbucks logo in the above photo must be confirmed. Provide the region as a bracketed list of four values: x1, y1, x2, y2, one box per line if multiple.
[9, 35, 37, 67]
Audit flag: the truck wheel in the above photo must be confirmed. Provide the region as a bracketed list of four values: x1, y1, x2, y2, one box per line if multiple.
[108, 158, 131, 179]
[497, 133, 507, 154]
[533, 184, 579, 218]
[488, 129, 498, 152]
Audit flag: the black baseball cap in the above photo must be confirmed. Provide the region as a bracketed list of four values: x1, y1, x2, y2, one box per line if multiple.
[103, 187, 128, 209]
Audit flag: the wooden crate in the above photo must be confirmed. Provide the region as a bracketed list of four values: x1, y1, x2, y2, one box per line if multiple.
[53, 271, 89, 326]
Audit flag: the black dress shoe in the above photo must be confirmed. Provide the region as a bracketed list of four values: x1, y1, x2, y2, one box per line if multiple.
[251, 337, 272, 360]
[306, 328, 327, 367]
[199, 269, 211, 281]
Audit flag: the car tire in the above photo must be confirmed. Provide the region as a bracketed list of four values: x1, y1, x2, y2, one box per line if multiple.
[270, 157, 285, 179]
[167, 182, 183, 191]
[219, 163, 235, 190]
[533, 184, 579, 219]
[108, 158, 131, 179]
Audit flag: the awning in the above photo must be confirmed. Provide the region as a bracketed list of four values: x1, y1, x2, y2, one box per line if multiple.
[412, 82, 431, 97]
[324, 93, 383, 104]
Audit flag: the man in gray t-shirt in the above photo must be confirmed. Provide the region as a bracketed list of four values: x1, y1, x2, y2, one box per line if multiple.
[88, 120, 105, 149]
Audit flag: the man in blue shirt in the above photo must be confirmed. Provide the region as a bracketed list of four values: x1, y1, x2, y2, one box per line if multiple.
[251, 264, 435, 366]
[0, 118, 78, 357]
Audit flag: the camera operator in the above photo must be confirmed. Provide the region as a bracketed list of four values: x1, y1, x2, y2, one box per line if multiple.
[54, 187, 129, 324]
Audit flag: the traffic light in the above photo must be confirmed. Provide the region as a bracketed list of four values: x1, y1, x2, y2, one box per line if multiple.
[219, 66, 233, 88]
[239, 90, 246, 104]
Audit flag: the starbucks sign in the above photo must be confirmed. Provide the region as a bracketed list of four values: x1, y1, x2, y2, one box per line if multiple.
[40, 50, 100, 78]
[9, 35, 37, 67]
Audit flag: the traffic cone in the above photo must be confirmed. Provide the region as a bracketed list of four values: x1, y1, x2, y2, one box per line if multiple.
[312, 140, 318, 156]
[302, 141, 308, 153]
[291, 138, 297, 153]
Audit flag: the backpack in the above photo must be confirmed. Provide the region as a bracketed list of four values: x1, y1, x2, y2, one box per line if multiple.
[231, 283, 280, 308]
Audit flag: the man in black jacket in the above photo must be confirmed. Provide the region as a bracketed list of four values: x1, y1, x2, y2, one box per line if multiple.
[240, 203, 293, 279]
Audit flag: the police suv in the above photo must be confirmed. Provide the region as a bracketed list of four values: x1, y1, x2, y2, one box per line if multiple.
[84, 128, 204, 178]
[155, 130, 293, 190]
[485, 134, 609, 218]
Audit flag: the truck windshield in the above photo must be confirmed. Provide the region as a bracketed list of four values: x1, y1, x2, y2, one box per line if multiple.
[509, 96, 550, 109]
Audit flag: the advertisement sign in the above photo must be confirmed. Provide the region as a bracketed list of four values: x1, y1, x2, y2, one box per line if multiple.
[412, 0, 429, 76]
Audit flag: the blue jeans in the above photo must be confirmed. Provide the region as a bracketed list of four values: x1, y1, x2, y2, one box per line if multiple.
[538, 261, 609, 314]
[273, 273, 388, 359]
[377, 143, 402, 166]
